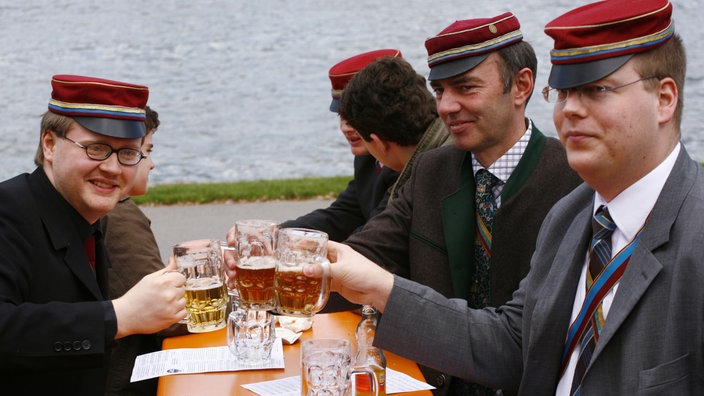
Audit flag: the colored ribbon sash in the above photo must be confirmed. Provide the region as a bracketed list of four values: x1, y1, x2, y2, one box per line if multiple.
[560, 232, 642, 374]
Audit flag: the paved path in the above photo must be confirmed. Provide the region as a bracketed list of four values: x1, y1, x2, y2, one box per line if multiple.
[141, 199, 334, 261]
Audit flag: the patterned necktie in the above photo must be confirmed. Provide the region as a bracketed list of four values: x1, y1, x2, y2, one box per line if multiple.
[456, 169, 501, 396]
[570, 205, 616, 394]
[470, 169, 499, 309]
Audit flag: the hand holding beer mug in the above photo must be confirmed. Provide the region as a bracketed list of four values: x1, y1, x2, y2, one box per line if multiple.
[301, 338, 378, 396]
[173, 239, 229, 333]
[274, 228, 331, 317]
[233, 219, 280, 310]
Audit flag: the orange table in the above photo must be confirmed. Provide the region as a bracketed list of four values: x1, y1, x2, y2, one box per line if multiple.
[157, 311, 432, 395]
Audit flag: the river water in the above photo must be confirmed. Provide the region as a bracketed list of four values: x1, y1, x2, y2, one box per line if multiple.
[1, 0, 702, 185]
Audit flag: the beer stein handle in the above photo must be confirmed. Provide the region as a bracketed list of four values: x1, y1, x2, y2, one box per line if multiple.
[350, 366, 379, 396]
[311, 256, 331, 314]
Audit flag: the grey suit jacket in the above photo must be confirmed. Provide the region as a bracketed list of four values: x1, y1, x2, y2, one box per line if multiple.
[375, 146, 704, 395]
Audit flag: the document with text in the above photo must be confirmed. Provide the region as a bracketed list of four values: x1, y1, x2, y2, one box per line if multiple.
[130, 338, 284, 382]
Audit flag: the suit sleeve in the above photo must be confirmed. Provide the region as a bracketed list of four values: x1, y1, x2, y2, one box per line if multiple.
[375, 275, 523, 393]
[344, 159, 419, 279]
[281, 177, 366, 242]
[102, 199, 166, 299]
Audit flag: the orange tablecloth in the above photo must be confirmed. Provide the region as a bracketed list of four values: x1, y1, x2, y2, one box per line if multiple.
[157, 311, 432, 395]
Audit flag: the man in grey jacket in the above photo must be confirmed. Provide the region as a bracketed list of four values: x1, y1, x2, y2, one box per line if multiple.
[316, 0, 703, 394]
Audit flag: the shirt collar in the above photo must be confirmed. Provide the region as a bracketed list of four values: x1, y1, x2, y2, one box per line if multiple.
[472, 118, 533, 184]
[594, 142, 680, 241]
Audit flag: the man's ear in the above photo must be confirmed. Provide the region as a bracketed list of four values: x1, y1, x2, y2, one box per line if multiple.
[513, 67, 534, 107]
[41, 130, 57, 164]
[369, 133, 389, 155]
[656, 77, 678, 125]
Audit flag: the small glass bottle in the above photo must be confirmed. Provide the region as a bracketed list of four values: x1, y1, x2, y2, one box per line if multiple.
[355, 305, 386, 395]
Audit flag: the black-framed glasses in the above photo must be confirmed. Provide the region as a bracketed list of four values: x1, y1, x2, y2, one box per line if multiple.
[63, 136, 144, 166]
[542, 75, 659, 104]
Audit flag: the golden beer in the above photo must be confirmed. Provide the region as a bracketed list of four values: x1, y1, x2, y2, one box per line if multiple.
[275, 267, 323, 316]
[184, 277, 228, 333]
[235, 256, 276, 310]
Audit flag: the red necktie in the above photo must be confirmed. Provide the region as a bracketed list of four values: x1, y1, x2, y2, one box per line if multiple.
[83, 234, 96, 271]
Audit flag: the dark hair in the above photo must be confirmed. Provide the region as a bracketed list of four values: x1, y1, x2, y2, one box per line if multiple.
[632, 34, 686, 127]
[145, 105, 160, 133]
[338, 57, 437, 146]
[496, 40, 537, 103]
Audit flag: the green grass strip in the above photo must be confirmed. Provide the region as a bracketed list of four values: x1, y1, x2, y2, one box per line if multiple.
[131, 176, 351, 206]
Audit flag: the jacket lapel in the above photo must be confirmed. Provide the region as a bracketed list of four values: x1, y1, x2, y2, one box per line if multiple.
[62, 238, 105, 300]
[442, 152, 476, 298]
[590, 148, 695, 364]
[30, 168, 105, 300]
[35, 187, 105, 300]
[526, 202, 593, 375]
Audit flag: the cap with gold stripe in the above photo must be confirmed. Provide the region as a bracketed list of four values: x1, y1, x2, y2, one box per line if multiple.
[425, 12, 523, 80]
[48, 74, 149, 138]
[545, 0, 674, 89]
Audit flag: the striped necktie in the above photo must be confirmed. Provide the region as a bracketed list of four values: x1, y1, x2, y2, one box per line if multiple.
[569, 205, 616, 394]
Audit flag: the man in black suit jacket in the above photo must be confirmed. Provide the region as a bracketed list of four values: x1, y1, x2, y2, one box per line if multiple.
[0, 75, 186, 395]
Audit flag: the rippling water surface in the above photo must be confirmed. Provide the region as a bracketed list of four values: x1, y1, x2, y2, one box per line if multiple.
[1, 0, 702, 185]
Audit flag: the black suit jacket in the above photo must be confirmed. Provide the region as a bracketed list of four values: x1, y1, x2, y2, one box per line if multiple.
[282, 154, 399, 242]
[0, 168, 117, 395]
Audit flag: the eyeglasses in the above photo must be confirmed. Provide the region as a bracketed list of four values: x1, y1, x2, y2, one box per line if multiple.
[542, 75, 659, 104]
[63, 136, 144, 166]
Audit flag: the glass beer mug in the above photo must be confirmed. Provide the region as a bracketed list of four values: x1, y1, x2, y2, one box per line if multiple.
[233, 219, 280, 311]
[173, 239, 229, 333]
[301, 338, 378, 396]
[274, 228, 331, 317]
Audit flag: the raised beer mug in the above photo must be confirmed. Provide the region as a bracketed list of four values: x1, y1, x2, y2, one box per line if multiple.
[233, 219, 280, 311]
[173, 239, 229, 333]
[274, 228, 331, 317]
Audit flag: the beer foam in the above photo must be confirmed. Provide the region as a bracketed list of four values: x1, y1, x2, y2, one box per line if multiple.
[237, 255, 277, 269]
[186, 277, 223, 290]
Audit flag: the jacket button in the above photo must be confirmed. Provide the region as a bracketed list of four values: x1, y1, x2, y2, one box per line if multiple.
[73, 341, 82, 351]
[435, 374, 447, 388]
[53, 342, 63, 352]
[63, 341, 72, 351]
[82, 340, 92, 350]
